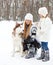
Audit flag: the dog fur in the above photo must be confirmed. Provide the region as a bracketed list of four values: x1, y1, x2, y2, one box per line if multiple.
[12, 25, 23, 56]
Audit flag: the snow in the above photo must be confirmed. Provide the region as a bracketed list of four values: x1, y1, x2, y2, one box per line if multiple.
[0, 21, 53, 65]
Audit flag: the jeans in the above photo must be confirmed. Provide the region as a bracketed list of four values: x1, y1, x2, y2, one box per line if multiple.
[41, 42, 49, 50]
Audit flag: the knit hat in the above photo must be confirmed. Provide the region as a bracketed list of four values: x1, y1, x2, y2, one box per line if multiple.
[38, 7, 48, 17]
[25, 13, 33, 22]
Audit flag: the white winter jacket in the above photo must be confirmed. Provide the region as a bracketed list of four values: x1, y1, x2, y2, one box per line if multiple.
[37, 17, 52, 42]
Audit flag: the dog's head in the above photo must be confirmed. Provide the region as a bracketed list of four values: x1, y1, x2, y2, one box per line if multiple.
[31, 26, 37, 39]
[31, 26, 37, 36]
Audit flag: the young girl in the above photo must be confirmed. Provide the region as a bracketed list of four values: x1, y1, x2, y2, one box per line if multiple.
[22, 13, 40, 59]
[37, 7, 52, 62]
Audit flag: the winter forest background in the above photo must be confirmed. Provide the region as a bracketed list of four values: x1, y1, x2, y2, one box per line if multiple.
[0, 0, 53, 65]
[0, 0, 53, 22]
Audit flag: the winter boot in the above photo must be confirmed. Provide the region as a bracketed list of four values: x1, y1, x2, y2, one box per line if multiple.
[37, 49, 45, 60]
[42, 50, 50, 62]
[25, 52, 34, 59]
[25, 46, 35, 59]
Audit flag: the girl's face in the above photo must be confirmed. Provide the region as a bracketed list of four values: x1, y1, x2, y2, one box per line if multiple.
[25, 20, 31, 25]
[39, 14, 44, 18]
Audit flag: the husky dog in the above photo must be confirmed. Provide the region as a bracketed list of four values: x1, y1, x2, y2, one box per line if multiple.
[12, 22, 23, 56]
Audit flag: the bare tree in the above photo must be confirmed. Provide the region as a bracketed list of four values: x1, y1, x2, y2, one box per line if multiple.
[0, 0, 53, 22]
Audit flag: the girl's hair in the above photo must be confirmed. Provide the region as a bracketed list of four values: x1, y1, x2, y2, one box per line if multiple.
[23, 21, 32, 39]
[41, 14, 48, 18]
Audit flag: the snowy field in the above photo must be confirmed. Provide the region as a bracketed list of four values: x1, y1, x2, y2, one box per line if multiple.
[0, 21, 53, 65]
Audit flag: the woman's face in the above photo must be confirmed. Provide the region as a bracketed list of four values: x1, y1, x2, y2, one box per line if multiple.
[25, 20, 31, 25]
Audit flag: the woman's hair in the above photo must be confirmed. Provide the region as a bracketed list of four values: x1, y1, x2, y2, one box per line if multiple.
[23, 21, 32, 39]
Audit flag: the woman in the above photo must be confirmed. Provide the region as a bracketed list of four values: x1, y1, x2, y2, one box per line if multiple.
[22, 13, 41, 59]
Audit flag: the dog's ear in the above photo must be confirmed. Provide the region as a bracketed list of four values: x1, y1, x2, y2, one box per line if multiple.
[13, 23, 20, 31]
[16, 23, 20, 27]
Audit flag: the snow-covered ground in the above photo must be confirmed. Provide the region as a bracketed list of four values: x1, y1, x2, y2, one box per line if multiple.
[0, 21, 53, 65]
